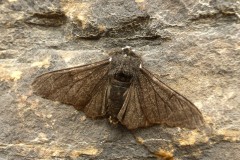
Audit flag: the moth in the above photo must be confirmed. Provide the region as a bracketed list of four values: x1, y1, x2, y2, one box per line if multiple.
[32, 47, 204, 129]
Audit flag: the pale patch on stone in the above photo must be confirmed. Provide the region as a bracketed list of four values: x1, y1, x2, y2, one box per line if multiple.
[46, 114, 52, 119]
[62, 1, 91, 29]
[70, 146, 100, 158]
[32, 133, 49, 143]
[135, 0, 145, 2]
[31, 57, 50, 68]
[32, 104, 53, 119]
[217, 129, 240, 142]
[194, 101, 203, 109]
[80, 115, 86, 122]
[77, 15, 87, 29]
[208, 39, 233, 49]
[0, 64, 22, 81]
[203, 116, 214, 125]
[10, 71, 22, 81]
[98, 24, 106, 32]
[51, 119, 56, 126]
[178, 131, 209, 146]
[19, 95, 28, 102]
[57, 50, 105, 65]
[199, 0, 211, 6]
[136, 137, 145, 144]
[8, 0, 18, 2]
[16, 95, 31, 119]
[0, 66, 13, 81]
[154, 149, 174, 160]
[59, 52, 76, 63]
[60, 51, 84, 64]
[0, 143, 100, 159]
[29, 98, 39, 109]
[224, 91, 236, 101]
[142, 138, 172, 143]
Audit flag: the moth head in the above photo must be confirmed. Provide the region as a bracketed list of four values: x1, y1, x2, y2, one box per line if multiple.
[109, 47, 142, 83]
[108, 46, 139, 58]
[121, 46, 138, 57]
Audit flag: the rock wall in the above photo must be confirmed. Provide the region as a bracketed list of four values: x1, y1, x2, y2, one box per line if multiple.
[0, 0, 239, 159]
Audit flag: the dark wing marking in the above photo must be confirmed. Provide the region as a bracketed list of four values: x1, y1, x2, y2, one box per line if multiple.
[117, 82, 150, 129]
[32, 59, 110, 117]
[137, 68, 204, 129]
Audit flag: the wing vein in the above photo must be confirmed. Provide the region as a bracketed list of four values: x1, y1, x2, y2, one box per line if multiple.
[48, 63, 108, 99]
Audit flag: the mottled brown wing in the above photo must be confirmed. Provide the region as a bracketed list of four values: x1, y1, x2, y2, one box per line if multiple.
[137, 68, 204, 129]
[117, 82, 150, 129]
[32, 59, 110, 118]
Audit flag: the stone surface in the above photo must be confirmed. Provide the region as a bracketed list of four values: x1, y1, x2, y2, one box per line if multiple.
[0, 0, 239, 159]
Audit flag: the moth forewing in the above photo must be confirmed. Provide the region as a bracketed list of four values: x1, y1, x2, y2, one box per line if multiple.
[138, 67, 204, 129]
[32, 59, 110, 112]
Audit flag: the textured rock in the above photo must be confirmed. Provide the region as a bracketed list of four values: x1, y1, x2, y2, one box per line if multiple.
[0, 0, 239, 159]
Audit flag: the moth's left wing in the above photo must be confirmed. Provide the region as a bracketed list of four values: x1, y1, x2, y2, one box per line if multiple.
[137, 68, 204, 129]
[32, 59, 110, 118]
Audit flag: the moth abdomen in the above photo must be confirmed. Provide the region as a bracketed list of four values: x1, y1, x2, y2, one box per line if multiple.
[106, 77, 131, 122]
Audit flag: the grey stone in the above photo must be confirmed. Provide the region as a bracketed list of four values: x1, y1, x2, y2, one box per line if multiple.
[0, 0, 239, 159]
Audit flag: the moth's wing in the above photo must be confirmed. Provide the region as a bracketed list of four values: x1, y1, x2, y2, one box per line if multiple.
[117, 82, 150, 129]
[83, 75, 109, 118]
[138, 68, 204, 129]
[32, 59, 110, 118]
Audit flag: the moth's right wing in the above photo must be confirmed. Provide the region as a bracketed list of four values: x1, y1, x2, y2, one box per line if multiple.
[137, 68, 204, 129]
[32, 59, 110, 118]
[118, 67, 204, 130]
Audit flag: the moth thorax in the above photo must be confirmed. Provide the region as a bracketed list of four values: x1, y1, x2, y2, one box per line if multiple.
[114, 71, 133, 83]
